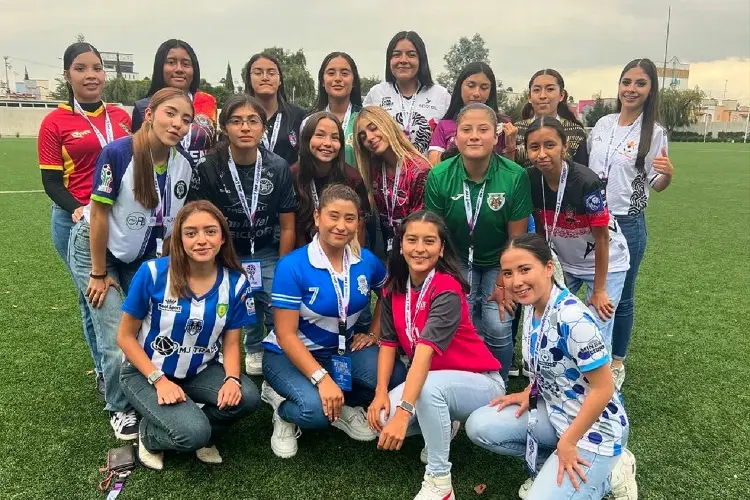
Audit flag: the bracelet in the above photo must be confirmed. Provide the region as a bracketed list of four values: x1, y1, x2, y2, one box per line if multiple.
[90, 271, 108, 279]
[224, 375, 242, 387]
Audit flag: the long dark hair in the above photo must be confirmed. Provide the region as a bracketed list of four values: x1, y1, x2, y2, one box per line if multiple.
[616, 58, 661, 171]
[62, 42, 103, 107]
[384, 31, 434, 88]
[386, 210, 469, 295]
[215, 94, 268, 165]
[243, 53, 290, 115]
[310, 52, 363, 113]
[502, 233, 561, 288]
[146, 39, 200, 96]
[295, 111, 348, 239]
[443, 62, 498, 120]
[521, 69, 583, 127]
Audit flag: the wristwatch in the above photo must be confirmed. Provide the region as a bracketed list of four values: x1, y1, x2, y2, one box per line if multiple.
[147, 369, 165, 385]
[397, 400, 416, 417]
[310, 368, 328, 386]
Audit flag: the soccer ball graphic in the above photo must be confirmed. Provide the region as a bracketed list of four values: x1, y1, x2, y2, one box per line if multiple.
[151, 335, 179, 356]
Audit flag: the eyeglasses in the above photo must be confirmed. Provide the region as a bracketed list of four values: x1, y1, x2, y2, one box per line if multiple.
[251, 69, 279, 77]
[227, 116, 263, 127]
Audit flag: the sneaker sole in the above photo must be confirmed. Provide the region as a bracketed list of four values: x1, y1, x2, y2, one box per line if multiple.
[271, 441, 298, 459]
[245, 366, 263, 376]
[332, 424, 377, 442]
[115, 431, 139, 441]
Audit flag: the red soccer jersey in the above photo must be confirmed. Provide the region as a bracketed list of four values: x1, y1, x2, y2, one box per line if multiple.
[38, 104, 131, 204]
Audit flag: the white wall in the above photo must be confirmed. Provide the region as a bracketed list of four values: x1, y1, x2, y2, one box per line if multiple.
[0, 106, 134, 137]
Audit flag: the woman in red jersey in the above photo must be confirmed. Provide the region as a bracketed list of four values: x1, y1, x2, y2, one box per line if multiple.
[38, 42, 131, 395]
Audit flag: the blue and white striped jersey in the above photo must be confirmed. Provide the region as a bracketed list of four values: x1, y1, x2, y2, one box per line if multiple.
[122, 257, 256, 378]
[264, 236, 386, 354]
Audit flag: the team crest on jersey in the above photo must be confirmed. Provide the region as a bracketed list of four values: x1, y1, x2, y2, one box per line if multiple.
[487, 193, 505, 211]
[259, 178, 274, 196]
[357, 275, 369, 296]
[126, 212, 147, 230]
[245, 297, 255, 315]
[288, 131, 298, 148]
[585, 192, 604, 213]
[185, 318, 204, 336]
[174, 180, 188, 199]
[71, 130, 91, 139]
[158, 297, 182, 313]
[97, 164, 113, 194]
[217, 303, 228, 318]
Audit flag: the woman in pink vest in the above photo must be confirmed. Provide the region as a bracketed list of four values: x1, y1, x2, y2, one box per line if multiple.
[367, 209, 505, 500]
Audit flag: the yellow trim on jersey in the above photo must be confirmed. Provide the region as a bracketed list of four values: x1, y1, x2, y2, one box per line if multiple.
[90, 194, 114, 205]
[58, 103, 106, 117]
[39, 164, 63, 171]
[61, 146, 76, 188]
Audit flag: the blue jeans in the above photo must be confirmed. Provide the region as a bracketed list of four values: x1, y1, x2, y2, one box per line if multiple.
[51, 204, 101, 373]
[564, 271, 627, 354]
[120, 361, 259, 451]
[612, 214, 647, 361]
[382, 370, 505, 476]
[262, 345, 406, 429]
[466, 400, 626, 499]
[242, 246, 279, 354]
[68, 220, 144, 412]
[460, 262, 514, 381]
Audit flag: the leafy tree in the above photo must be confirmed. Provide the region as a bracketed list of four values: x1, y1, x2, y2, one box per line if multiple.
[506, 91, 529, 123]
[199, 79, 232, 108]
[360, 76, 382, 97]
[50, 78, 68, 101]
[102, 75, 131, 105]
[659, 87, 704, 137]
[437, 33, 490, 90]
[75, 33, 86, 43]
[585, 96, 615, 127]
[224, 62, 235, 92]
[260, 47, 316, 108]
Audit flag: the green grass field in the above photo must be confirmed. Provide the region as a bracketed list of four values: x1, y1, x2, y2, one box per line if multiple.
[0, 139, 748, 500]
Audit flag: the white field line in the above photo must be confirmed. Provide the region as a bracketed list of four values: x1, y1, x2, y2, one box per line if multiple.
[0, 189, 45, 194]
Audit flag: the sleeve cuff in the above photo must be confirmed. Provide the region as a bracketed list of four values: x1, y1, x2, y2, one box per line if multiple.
[379, 340, 399, 348]
[416, 338, 444, 356]
[90, 194, 114, 205]
[579, 354, 610, 373]
[39, 164, 63, 171]
[121, 304, 147, 320]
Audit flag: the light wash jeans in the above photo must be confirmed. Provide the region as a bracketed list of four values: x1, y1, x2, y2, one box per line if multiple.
[564, 271, 627, 354]
[381, 370, 505, 476]
[120, 361, 260, 451]
[51, 203, 101, 373]
[460, 262, 514, 381]
[612, 213, 647, 361]
[68, 220, 144, 412]
[242, 245, 279, 354]
[466, 399, 626, 499]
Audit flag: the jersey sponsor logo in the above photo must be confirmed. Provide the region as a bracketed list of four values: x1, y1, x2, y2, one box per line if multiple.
[245, 297, 255, 315]
[217, 303, 228, 318]
[381, 97, 393, 108]
[259, 178, 274, 196]
[174, 180, 188, 199]
[451, 193, 465, 201]
[584, 192, 604, 213]
[185, 318, 204, 336]
[97, 164, 113, 194]
[357, 275, 369, 296]
[126, 212, 147, 230]
[71, 130, 92, 139]
[288, 131, 298, 148]
[151, 335, 219, 356]
[487, 192, 506, 211]
[158, 298, 182, 313]
[118, 122, 130, 134]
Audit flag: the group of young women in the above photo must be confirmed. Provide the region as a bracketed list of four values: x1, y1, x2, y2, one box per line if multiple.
[39, 29, 674, 499]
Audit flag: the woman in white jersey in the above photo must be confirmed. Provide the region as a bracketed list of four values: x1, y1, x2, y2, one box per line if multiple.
[587, 58, 674, 389]
[118, 200, 259, 470]
[363, 31, 450, 154]
[68, 88, 194, 440]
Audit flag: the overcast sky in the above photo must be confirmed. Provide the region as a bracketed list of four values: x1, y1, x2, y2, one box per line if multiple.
[2, 0, 749, 103]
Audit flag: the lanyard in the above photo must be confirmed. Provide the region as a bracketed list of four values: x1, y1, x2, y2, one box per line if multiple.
[227, 148, 263, 256]
[540, 162, 569, 245]
[602, 113, 641, 182]
[150, 149, 172, 227]
[180, 93, 194, 150]
[528, 286, 567, 385]
[262, 113, 283, 152]
[73, 99, 113, 148]
[327, 103, 353, 132]
[310, 180, 320, 209]
[463, 179, 487, 280]
[315, 237, 351, 354]
[405, 269, 436, 353]
[397, 85, 419, 135]
[381, 161, 402, 231]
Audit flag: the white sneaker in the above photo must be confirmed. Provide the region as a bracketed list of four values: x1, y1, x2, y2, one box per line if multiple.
[612, 365, 626, 391]
[196, 445, 223, 464]
[414, 472, 455, 500]
[110, 410, 138, 441]
[138, 429, 164, 471]
[609, 449, 638, 499]
[270, 409, 301, 458]
[421, 421, 461, 464]
[332, 405, 377, 441]
[261, 381, 285, 411]
[245, 352, 263, 376]
[518, 477, 534, 499]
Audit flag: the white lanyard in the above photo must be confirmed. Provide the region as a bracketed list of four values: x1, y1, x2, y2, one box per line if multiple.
[382, 161, 402, 231]
[73, 99, 113, 148]
[262, 113, 283, 152]
[227, 148, 263, 256]
[315, 238, 351, 353]
[150, 148, 173, 227]
[397, 85, 418, 135]
[603, 114, 641, 182]
[528, 286, 565, 379]
[327, 103, 352, 132]
[540, 162, 569, 245]
[463, 179, 486, 292]
[405, 269, 436, 353]
[310, 181, 320, 209]
[180, 93, 194, 150]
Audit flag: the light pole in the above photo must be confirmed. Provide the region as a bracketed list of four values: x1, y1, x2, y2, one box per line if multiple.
[744, 105, 749, 143]
[703, 112, 709, 143]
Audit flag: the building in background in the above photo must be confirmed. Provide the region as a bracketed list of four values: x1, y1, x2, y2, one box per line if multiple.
[577, 97, 618, 123]
[656, 57, 691, 90]
[13, 78, 51, 100]
[696, 98, 749, 123]
[100, 51, 138, 81]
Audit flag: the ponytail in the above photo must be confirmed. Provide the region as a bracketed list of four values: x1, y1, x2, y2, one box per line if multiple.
[132, 120, 159, 209]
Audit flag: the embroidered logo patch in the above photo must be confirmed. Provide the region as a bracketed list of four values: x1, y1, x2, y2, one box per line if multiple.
[357, 275, 369, 296]
[487, 192, 506, 211]
[97, 164, 113, 194]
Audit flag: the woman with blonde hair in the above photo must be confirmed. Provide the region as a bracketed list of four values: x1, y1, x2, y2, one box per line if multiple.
[354, 106, 430, 257]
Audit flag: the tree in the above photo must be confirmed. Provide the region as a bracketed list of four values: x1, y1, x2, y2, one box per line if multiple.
[75, 33, 86, 43]
[50, 78, 68, 101]
[360, 75, 381, 97]
[437, 33, 490, 90]
[224, 62, 235, 92]
[200, 79, 232, 108]
[102, 75, 131, 105]
[585, 96, 615, 127]
[659, 87, 704, 137]
[260, 47, 316, 108]
[506, 91, 529, 122]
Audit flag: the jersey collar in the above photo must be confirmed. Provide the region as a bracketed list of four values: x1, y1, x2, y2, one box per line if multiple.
[308, 233, 362, 269]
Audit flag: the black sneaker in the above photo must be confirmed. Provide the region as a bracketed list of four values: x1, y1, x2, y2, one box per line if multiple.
[522, 360, 532, 378]
[95, 373, 105, 400]
[110, 410, 138, 440]
[508, 362, 520, 378]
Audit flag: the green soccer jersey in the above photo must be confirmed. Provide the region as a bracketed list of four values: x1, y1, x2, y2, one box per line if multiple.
[425, 153, 532, 267]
